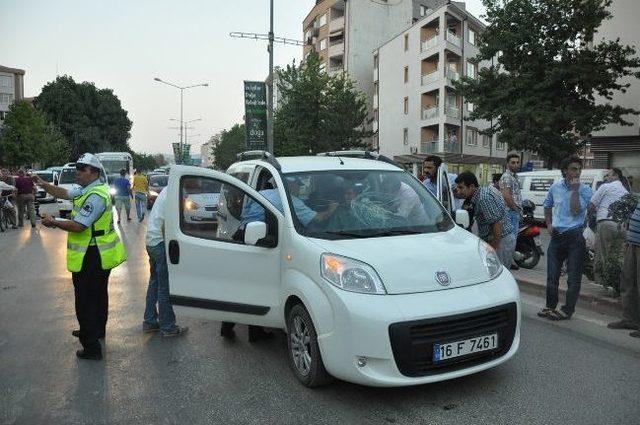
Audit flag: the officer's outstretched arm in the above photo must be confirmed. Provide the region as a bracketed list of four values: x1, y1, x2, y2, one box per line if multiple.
[31, 175, 71, 200]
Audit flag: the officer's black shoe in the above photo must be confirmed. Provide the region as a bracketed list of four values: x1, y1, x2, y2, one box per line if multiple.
[248, 326, 274, 343]
[220, 322, 236, 340]
[76, 349, 102, 360]
[72, 330, 105, 339]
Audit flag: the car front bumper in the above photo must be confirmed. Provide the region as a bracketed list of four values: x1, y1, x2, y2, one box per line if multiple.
[316, 270, 521, 387]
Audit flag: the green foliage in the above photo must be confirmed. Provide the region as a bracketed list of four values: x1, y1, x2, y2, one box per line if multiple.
[211, 124, 246, 170]
[0, 100, 69, 167]
[274, 51, 372, 156]
[35, 75, 133, 161]
[454, 0, 640, 167]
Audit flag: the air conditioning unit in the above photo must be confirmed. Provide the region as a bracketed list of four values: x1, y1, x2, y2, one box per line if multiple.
[410, 147, 418, 154]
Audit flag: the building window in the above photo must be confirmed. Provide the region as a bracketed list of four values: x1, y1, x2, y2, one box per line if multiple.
[466, 61, 477, 79]
[0, 75, 13, 88]
[404, 66, 409, 83]
[403, 97, 409, 114]
[420, 5, 432, 16]
[0, 93, 14, 104]
[496, 138, 506, 150]
[403, 128, 409, 145]
[466, 128, 478, 146]
[319, 38, 327, 51]
[319, 13, 327, 27]
[404, 34, 409, 51]
[482, 134, 491, 148]
[468, 28, 476, 45]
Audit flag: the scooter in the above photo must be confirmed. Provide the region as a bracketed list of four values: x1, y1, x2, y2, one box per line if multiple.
[513, 199, 544, 269]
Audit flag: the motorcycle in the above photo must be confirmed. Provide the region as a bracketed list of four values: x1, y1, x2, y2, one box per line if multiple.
[513, 199, 544, 269]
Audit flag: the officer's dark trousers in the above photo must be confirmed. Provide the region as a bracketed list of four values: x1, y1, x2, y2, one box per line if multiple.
[72, 245, 110, 355]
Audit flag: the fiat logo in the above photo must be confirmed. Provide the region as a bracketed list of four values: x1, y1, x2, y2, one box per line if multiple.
[435, 271, 451, 286]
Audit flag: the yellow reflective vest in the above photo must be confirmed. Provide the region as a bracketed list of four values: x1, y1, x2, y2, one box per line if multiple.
[67, 183, 127, 273]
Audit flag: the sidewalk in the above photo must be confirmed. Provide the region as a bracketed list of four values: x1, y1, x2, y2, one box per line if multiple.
[512, 266, 622, 317]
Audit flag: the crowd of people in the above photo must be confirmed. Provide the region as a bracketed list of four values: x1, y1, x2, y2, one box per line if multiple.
[1, 167, 41, 230]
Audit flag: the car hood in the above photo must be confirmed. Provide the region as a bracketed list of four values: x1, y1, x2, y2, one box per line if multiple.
[308, 227, 495, 295]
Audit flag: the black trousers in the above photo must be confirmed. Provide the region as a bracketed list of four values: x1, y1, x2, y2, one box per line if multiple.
[71, 245, 110, 354]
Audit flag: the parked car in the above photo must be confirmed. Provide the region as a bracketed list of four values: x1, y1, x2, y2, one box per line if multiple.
[163, 151, 521, 388]
[147, 174, 168, 209]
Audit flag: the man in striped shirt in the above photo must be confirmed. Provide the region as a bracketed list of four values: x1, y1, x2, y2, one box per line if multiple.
[608, 199, 640, 337]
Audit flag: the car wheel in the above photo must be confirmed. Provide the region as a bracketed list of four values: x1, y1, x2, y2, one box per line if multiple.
[286, 304, 332, 387]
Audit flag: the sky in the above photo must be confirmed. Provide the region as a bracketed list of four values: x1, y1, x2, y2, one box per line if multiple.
[0, 0, 487, 156]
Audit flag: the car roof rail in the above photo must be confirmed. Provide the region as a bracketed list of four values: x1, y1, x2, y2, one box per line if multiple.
[317, 150, 399, 167]
[236, 150, 282, 170]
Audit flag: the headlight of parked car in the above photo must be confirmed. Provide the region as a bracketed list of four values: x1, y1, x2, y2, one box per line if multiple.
[477, 239, 503, 280]
[184, 199, 200, 210]
[321, 253, 387, 295]
[109, 187, 117, 195]
[149, 190, 159, 197]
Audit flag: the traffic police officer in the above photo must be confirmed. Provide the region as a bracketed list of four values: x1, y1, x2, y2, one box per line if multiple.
[33, 153, 126, 360]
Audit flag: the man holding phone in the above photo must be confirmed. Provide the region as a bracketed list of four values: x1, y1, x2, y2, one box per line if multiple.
[538, 155, 593, 321]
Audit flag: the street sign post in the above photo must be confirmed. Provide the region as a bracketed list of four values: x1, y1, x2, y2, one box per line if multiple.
[243, 81, 268, 151]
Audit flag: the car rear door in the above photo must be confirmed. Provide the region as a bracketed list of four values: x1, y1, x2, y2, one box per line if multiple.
[164, 165, 284, 327]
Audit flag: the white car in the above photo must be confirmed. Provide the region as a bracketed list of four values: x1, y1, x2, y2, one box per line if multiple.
[164, 152, 520, 388]
[182, 178, 221, 225]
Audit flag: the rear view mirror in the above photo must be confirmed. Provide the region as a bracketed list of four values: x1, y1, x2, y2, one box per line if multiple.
[454, 209, 470, 229]
[244, 221, 267, 246]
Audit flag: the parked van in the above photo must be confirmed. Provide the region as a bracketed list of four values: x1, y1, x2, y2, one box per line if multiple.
[163, 151, 521, 388]
[519, 169, 607, 221]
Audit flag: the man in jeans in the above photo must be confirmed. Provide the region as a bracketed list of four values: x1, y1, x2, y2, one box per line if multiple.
[607, 199, 640, 337]
[14, 169, 36, 228]
[132, 170, 148, 222]
[538, 155, 593, 321]
[113, 169, 132, 223]
[454, 171, 515, 267]
[143, 187, 188, 338]
[499, 153, 522, 270]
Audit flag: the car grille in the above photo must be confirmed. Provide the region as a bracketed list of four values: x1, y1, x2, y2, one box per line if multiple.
[388, 302, 517, 377]
[204, 206, 217, 212]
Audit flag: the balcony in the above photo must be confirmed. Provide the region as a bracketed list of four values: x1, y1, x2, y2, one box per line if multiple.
[329, 41, 344, 57]
[421, 69, 439, 86]
[446, 68, 459, 82]
[421, 106, 439, 120]
[420, 140, 439, 154]
[446, 30, 461, 48]
[445, 105, 461, 120]
[443, 140, 460, 153]
[421, 36, 438, 52]
[329, 16, 344, 34]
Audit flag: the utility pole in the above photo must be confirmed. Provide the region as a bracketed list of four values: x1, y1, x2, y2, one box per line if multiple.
[230, 0, 302, 153]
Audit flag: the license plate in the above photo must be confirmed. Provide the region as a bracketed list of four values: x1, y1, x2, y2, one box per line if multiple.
[433, 333, 498, 362]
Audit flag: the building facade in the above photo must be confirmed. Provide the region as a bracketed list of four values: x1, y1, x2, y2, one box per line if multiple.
[590, 0, 640, 191]
[200, 139, 215, 168]
[375, 2, 506, 182]
[0, 65, 25, 125]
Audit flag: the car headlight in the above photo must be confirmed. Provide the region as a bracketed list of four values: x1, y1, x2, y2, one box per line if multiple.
[109, 187, 117, 195]
[149, 190, 159, 197]
[185, 199, 200, 210]
[477, 239, 503, 280]
[321, 253, 386, 295]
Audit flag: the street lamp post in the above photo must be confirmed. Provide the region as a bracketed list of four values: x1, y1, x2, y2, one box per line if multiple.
[154, 78, 208, 164]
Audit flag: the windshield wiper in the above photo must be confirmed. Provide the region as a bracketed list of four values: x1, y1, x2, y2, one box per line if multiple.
[323, 231, 370, 239]
[369, 229, 424, 236]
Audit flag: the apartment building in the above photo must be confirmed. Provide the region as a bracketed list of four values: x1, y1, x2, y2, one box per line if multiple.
[0, 65, 25, 126]
[590, 0, 640, 190]
[375, 2, 506, 181]
[302, 0, 437, 111]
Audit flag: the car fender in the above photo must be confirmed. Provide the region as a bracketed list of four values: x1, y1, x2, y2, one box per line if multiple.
[281, 268, 334, 336]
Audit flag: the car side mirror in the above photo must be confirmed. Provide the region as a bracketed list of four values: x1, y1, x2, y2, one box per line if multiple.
[244, 221, 267, 246]
[454, 209, 470, 229]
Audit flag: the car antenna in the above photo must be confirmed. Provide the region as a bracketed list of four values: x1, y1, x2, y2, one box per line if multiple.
[335, 153, 344, 165]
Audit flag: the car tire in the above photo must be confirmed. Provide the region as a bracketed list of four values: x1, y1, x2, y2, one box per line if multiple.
[286, 303, 332, 388]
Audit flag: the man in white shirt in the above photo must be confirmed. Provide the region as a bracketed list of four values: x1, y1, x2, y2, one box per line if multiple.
[143, 187, 189, 338]
[588, 168, 629, 287]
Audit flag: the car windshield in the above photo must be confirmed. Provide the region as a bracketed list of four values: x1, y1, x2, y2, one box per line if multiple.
[101, 160, 129, 174]
[149, 175, 168, 187]
[35, 172, 54, 182]
[183, 178, 221, 195]
[282, 170, 453, 240]
[59, 168, 76, 184]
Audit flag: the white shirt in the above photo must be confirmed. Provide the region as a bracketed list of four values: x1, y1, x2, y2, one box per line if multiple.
[146, 188, 168, 246]
[394, 182, 428, 223]
[589, 180, 628, 221]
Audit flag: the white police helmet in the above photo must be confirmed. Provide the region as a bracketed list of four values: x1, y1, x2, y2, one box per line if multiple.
[76, 153, 103, 169]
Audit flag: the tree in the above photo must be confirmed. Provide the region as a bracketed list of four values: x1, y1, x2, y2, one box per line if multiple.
[274, 51, 372, 156]
[131, 151, 161, 172]
[35, 75, 133, 161]
[455, 0, 640, 166]
[0, 100, 69, 167]
[211, 124, 246, 170]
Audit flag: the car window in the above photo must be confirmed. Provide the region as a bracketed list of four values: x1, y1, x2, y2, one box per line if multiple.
[149, 175, 168, 187]
[282, 170, 453, 240]
[180, 175, 277, 247]
[35, 172, 54, 183]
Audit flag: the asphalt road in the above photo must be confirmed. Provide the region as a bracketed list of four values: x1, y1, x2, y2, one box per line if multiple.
[1, 203, 639, 425]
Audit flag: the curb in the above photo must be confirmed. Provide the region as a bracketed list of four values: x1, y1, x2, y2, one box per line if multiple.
[516, 277, 622, 318]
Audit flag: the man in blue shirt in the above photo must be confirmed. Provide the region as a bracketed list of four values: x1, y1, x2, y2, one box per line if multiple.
[113, 169, 132, 223]
[538, 155, 593, 321]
